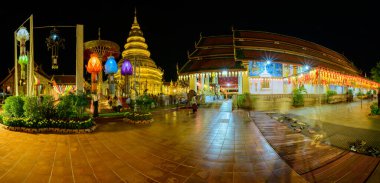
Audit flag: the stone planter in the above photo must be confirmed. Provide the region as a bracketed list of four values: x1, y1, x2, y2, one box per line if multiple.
[124, 118, 153, 124]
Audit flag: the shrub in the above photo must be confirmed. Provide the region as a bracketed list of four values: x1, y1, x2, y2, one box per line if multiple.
[23, 96, 56, 121]
[3, 96, 24, 117]
[326, 90, 337, 103]
[370, 103, 380, 115]
[24, 96, 42, 120]
[292, 85, 307, 106]
[135, 94, 154, 112]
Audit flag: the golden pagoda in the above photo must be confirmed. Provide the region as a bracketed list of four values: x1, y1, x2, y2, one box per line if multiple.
[116, 9, 163, 96]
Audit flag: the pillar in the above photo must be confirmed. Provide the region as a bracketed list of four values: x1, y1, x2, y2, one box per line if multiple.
[76, 24, 84, 94]
[189, 75, 196, 92]
[205, 74, 210, 91]
[238, 72, 243, 94]
[200, 74, 205, 93]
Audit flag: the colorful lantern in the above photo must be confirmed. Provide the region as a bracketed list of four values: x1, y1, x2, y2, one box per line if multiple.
[105, 56, 118, 96]
[121, 59, 133, 76]
[104, 56, 118, 74]
[86, 53, 102, 92]
[16, 26, 29, 80]
[121, 59, 133, 96]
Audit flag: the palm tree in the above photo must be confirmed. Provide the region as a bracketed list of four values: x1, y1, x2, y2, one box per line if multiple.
[370, 62, 380, 108]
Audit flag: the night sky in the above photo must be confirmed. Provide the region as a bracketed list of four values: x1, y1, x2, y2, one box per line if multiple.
[0, 1, 379, 83]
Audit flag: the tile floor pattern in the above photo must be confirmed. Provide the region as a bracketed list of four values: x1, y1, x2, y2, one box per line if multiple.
[0, 100, 307, 183]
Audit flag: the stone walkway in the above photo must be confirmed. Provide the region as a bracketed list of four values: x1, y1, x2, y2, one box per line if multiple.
[0, 100, 306, 182]
[251, 112, 380, 183]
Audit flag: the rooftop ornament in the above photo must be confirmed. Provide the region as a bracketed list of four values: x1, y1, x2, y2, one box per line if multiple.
[16, 26, 29, 81]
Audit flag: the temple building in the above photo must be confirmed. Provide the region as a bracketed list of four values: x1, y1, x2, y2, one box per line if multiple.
[178, 29, 379, 104]
[115, 10, 163, 97]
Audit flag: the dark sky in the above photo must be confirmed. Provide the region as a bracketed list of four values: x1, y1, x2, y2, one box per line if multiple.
[1, 1, 379, 82]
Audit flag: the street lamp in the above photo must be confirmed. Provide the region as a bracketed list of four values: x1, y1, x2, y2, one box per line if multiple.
[121, 59, 133, 96]
[104, 56, 118, 97]
[86, 53, 102, 93]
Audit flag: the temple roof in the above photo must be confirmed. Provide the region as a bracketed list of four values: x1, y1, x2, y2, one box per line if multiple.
[179, 30, 360, 76]
[180, 57, 244, 73]
[196, 35, 233, 47]
[51, 75, 76, 85]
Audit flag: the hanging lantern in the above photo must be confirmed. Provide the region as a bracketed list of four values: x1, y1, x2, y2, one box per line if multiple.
[105, 56, 118, 96]
[17, 26, 30, 81]
[104, 56, 118, 74]
[86, 53, 102, 92]
[121, 59, 133, 76]
[46, 28, 65, 69]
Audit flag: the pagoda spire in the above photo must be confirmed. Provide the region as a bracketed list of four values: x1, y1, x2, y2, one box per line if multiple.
[134, 7, 138, 24]
[131, 8, 140, 30]
[98, 27, 101, 40]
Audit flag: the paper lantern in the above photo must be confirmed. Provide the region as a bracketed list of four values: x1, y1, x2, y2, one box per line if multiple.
[104, 56, 118, 74]
[121, 59, 133, 76]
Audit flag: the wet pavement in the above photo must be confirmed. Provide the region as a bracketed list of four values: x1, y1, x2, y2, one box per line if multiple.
[0, 100, 306, 183]
[278, 100, 380, 152]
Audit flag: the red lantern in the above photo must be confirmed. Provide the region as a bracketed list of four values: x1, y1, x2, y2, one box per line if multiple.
[86, 53, 102, 92]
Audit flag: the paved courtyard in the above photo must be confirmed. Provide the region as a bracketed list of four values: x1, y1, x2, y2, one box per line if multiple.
[0, 101, 306, 183]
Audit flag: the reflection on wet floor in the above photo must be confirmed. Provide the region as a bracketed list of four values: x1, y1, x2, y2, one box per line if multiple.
[267, 100, 380, 155]
[0, 100, 306, 182]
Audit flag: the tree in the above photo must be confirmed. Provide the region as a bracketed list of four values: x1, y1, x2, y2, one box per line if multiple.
[370, 62, 380, 109]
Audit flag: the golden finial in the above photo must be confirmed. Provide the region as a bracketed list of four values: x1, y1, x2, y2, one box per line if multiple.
[98, 27, 101, 40]
[134, 7, 138, 24]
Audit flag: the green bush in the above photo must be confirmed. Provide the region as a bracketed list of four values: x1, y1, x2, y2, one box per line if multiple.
[2, 116, 94, 129]
[292, 85, 307, 106]
[135, 94, 154, 112]
[73, 92, 89, 119]
[370, 103, 380, 115]
[326, 90, 337, 103]
[23, 96, 56, 121]
[3, 96, 24, 117]
[56, 94, 75, 119]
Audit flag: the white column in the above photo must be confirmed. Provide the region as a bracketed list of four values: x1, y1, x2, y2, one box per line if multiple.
[14, 31, 18, 96]
[238, 72, 243, 94]
[76, 24, 84, 94]
[200, 74, 204, 92]
[28, 14, 34, 96]
[205, 74, 210, 91]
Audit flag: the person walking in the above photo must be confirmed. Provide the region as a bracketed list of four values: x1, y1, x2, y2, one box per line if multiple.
[93, 93, 99, 117]
[190, 95, 198, 113]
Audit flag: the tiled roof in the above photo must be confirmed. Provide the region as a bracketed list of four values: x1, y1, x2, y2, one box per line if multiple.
[180, 57, 244, 73]
[191, 47, 234, 57]
[52, 75, 76, 84]
[235, 30, 352, 65]
[197, 36, 233, 47]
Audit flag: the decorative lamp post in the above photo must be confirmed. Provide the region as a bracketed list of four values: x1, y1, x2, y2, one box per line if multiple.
[16, 26, 29, 84]
[121, 59, 133, 96]
[104, 56, 118, 97]
[46, 28, 65, 69]
[86, 53, 102, 93]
